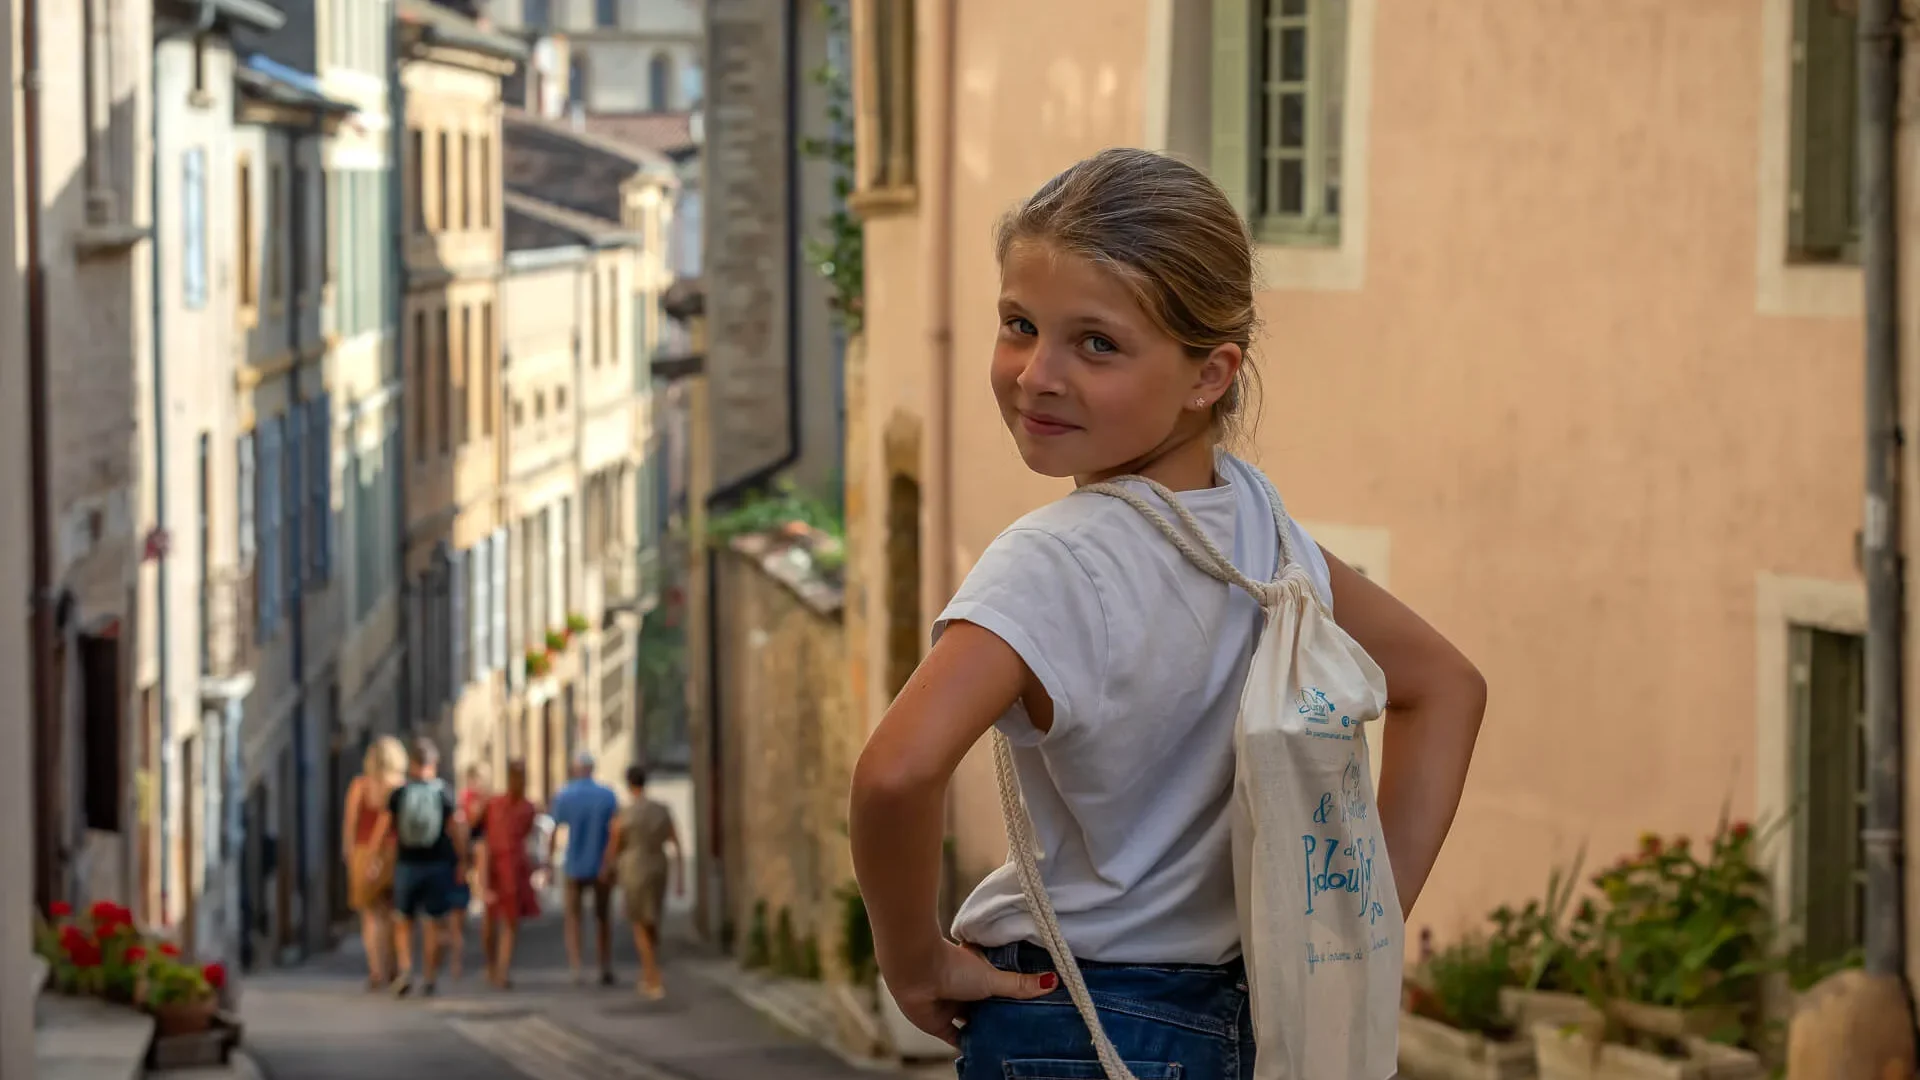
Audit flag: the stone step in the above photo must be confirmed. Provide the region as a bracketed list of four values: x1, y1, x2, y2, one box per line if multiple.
[33, 994, 154, 1080]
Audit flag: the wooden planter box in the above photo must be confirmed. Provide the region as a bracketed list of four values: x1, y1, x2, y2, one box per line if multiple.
[1500, 988, 1603, 1034]
[1398, 1012, 1536, 1080]
[1533, 1023, 1764, 1080]
[145, 1010, 243, 1071]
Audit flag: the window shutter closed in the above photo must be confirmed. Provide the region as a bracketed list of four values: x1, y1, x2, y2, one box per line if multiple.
[1792, 0, 1859, 258]
[449, 550, 468, 695]
[493, 527, 509, 673]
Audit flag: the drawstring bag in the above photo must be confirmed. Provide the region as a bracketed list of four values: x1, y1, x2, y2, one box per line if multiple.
[992, 470, 1402, 1079]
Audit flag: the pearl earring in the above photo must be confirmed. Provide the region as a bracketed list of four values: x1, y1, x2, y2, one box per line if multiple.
[1194, 398, 1207, 408]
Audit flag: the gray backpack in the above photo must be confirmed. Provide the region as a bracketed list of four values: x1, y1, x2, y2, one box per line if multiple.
[395, 781, 446, 849]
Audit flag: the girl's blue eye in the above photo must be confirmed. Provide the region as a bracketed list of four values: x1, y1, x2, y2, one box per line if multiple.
[1006, 316, 1038, 335]
[1085, 335, 1117, 355]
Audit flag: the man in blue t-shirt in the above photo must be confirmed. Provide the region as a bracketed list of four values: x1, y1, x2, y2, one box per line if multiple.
[549, 751, 620, 985]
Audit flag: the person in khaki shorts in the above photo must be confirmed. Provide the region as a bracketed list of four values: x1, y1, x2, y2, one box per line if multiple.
[601, 764, 683, 999]
[549, 751, 619, 985]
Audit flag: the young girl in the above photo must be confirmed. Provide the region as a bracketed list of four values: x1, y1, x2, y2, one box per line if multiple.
[849, 149, 1486, 1078]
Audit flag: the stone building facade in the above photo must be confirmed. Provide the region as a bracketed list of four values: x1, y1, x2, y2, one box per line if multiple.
[396, 0, 523, 777]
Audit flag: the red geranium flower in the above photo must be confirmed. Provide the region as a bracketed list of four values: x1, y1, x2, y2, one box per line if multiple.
[49, 901, 72, 918]
[69, 941, 102, 968]
[59, 924, 90, 952]
[1730, 820, 1753, 841]
[202, 963, 227, 990]
[158, 942, 181, 958]
[124, 945, 148, 964]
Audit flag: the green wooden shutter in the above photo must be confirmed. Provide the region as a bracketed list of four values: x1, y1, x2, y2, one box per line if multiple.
[1790, 0, 1858, 260]
[1793, 626, 1865, 964]
[1212, 0, 1256, 218]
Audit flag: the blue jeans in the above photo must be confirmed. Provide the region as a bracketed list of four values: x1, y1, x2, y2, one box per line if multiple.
[956, 942, 1256, 1079]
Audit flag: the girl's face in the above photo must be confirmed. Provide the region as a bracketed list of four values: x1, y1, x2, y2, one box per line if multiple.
[991, 240, 1239, 483]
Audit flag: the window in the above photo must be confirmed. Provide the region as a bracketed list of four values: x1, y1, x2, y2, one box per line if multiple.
[481, 301, 495, 436]
[647, 52, 673, 111]
[1791, 625, 1866, 966]
[409, 128, 426, 234]
[192, 33, 209, 98]
[479, 135, 493, 229]
[310, 394, 332, 583]
[412, 309, 429, 462]
[436, 131, 450, 233]
[591, 272, 602, 366]
[237, 158, 256, 310]
[291, 164, 310, 301]
[523, 0, 550, 28]
[1213, 0, 1349, 246]
[556, 386, 568, 413]
[258, 419, 282, 637]
[437, 306, 451, 454]
[196, 433, 211, 676]
[597, 0, 617, 28]
[268, 164, 285, 301]
[285, 407, 303, 605]
[569, 56, 588, 106]
[852, 0, 916, 199]
[460, 132, 472, 231]
[1791, 0, 1859, 262]
[458, 304, 472, 446]
[324, 169, 338, 296]
[183, 149, 208, 309]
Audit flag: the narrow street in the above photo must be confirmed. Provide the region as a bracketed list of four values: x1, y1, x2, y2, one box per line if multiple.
[241, 909, 931, 1080]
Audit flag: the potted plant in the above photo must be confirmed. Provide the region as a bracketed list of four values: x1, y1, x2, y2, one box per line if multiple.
[1537, 823, 1771, 1080]
[143, 947, 223, 1037]
[565, 611, 589, 636]
[1489, 851, 1605, 1035]
[1400, 932, 1535, 1080]
[35, 900, 144, 1004]
[546, 628, 570, 652]
[526, 648, 553, 678]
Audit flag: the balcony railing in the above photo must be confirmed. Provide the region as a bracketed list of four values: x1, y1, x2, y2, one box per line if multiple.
[201, 567, 257, 684]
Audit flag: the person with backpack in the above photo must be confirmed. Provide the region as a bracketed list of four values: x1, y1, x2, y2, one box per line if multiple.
[368, 737, 467, 998]
[848, 149, 1487, 1079]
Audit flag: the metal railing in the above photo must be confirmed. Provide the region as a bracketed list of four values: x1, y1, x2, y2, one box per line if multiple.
[201, 567, 258, 682]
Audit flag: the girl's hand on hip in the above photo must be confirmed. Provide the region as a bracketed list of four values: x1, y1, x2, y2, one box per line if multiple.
[886, 941, 1057, 1047]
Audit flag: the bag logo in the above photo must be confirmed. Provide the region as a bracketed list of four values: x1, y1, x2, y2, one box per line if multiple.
[1296, 686, 1357, 740]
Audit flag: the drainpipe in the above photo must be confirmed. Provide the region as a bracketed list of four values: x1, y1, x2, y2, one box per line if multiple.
[923, 0, 959, 915]
[23, 0, 61, 913]
[1858, 0, 1906, 984]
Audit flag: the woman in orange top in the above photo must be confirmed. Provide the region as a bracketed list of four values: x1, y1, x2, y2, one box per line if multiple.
[341, 736, 408, 990]
[481, 760, 540, 989]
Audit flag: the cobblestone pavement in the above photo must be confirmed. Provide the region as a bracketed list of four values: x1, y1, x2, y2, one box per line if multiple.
[240, 909, 928, 1080]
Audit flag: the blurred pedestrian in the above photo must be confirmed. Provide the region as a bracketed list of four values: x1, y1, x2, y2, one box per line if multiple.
[447, 762, 491, 980]
[600, 764, 682, 999]
[342, 735, 407, 990]
[481, 759, 540, 989]
[369, 737, 466, 998]
[550, 751, 619, 986]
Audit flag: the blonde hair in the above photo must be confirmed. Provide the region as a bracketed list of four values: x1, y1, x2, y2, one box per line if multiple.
[363, 736, 407, 790]
[995, 147, 1262, 444]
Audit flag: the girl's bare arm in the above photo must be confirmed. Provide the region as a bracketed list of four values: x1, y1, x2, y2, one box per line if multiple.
[1323, 550, 1487, 915]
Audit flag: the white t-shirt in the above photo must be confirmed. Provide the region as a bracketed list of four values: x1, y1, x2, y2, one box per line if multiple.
[936, 451, 1333, 966]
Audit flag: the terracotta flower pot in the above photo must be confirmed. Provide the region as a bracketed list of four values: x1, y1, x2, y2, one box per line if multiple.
[150, 998, 217, 1038]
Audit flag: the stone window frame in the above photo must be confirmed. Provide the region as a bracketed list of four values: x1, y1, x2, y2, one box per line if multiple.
[848, 0, 917, 217]
[1753, 572, 1866, 955]
[236, 153, 259, 327]
[1144, 0, 1376, 292]
[1754, 0, 1860, 316]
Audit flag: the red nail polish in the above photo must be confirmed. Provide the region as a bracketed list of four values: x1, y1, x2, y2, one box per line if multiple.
[1039, 973, 1058, 991]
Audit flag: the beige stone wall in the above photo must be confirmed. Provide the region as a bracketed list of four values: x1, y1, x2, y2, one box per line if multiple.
[714, 542, 861, 982]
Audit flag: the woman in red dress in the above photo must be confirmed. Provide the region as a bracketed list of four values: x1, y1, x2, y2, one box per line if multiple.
[481, 759, 540, 989]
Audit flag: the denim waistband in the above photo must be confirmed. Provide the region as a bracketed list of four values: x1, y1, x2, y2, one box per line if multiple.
[981, 940, 1247, 979]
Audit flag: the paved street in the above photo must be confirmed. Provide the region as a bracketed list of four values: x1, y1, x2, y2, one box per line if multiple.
[240, 907, 927, 1080]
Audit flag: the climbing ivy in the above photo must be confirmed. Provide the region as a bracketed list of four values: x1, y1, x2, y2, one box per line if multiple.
[800, 0, 864, 336]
